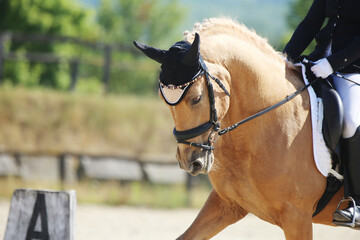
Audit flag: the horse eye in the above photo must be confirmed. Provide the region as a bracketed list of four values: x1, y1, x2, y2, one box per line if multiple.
[192, 95, 202, 105]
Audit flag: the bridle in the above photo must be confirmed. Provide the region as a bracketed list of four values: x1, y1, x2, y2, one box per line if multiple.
[172, 57, 320, 152]
[173, 56, 230, 151]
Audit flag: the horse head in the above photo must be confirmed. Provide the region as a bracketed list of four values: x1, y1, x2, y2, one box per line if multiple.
[134, 33, 231, 175]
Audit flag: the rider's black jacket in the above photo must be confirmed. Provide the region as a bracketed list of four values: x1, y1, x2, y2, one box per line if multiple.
[284, 0, 360, 73]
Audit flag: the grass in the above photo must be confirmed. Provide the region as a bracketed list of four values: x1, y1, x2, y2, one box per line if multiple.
[0, 86, 176, 157]
[0, 177, 211, 208]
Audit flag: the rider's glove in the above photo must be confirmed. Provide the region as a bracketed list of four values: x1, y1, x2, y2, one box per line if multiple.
[311, 58, 333, 79]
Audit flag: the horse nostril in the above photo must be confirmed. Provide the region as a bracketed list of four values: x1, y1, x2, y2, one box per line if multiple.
[188, 160, 204, 174]
[193, 161, 202, 170]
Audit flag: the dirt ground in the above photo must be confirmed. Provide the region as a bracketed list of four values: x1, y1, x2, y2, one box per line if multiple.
[1, 200, 360, 240]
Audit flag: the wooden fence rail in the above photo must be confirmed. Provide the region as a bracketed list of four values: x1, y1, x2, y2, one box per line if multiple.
[0, 151, 202, 206]
[0, 32, 139, 92]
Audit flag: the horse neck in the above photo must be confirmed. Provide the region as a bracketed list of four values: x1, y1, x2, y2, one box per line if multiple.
[223, 45, 292, 121]
[211, 40, 306, 154]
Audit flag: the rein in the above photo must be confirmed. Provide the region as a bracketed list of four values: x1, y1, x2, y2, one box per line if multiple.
[219, 77, 320, 136]
[332, 72, 360, 86]
[173, 58, 320, 151]
[218, 61, 360, 136]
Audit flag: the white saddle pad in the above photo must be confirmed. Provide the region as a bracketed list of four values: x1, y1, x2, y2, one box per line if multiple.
[295, 63, 332, 177]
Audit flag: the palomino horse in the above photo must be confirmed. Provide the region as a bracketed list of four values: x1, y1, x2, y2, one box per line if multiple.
[134, 18, 345, 240]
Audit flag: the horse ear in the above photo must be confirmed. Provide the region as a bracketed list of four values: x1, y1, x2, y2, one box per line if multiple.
[181, 33, 200, 66]
[133, 41, 166, 64]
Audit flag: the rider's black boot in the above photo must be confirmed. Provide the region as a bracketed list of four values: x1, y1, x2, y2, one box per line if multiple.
[333, 126, 360, 228]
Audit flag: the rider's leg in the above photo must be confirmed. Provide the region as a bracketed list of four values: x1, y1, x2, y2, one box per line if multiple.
[332, 73, 360, 226]
[334, 73, 360, 139]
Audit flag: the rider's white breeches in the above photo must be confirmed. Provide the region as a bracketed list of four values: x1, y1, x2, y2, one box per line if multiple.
[333, 73, 360, 139]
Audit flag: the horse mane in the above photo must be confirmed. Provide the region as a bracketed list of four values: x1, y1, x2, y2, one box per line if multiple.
[183, 17, 298, 71]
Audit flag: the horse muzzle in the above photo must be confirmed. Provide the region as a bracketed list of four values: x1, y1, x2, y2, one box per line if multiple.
[177, 148, 214, 176]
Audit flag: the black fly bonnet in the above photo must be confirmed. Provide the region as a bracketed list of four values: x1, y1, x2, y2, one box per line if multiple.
[134, 33, 230, 151]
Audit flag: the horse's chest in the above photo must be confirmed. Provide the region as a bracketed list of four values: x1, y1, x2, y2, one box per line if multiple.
[210, 167, 256, 203]
[209, 164, 278, 222]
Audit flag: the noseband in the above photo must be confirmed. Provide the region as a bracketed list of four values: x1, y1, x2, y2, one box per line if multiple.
[173, 56, 230, 151]
[172, 58, 317, 152]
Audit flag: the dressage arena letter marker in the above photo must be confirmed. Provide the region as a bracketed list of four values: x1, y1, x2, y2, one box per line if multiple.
[25, 193, 49, 240]
[4, 189, 76, 240]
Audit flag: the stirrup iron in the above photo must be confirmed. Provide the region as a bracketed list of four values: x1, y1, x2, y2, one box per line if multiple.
[333, 197, 357, 228]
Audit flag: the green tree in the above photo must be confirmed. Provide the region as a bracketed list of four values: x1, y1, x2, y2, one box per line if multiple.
[98, 0, 185, 46]
[97, 0, 186, 94]
[0, 0, 186, 95]
[0, 0, 96, 89]
[281, 0, 315, 54]
[287, 0, 313, 30]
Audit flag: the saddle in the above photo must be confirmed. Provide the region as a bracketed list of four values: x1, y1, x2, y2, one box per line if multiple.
[302, 61, 344, 217]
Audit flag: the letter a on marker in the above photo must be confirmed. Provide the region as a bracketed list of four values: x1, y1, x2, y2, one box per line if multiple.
[25, 193, 50, 240]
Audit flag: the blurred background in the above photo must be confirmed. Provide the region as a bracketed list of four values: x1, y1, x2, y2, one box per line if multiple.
[0, 0, 330, 239]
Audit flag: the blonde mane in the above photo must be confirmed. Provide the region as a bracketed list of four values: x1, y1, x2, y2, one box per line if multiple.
[184, 17, 293, 67]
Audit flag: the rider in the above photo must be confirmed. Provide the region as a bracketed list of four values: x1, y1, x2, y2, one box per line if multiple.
[283, 0, 360, 227]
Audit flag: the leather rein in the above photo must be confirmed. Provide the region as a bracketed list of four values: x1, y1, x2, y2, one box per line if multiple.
[173, 58, 319, 151]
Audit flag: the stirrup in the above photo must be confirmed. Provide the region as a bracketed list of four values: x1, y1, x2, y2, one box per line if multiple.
[333, 197, 357, 228]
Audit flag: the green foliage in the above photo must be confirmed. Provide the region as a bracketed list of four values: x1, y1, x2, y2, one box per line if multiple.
[97, 0, 186, 94]
[0, 0, 95, 37]
[287, 0, 313, 30]
[281, 0, 316, 55]
[98, 0, 186, 46]
[0, 0, 186, 95]
[0, 0, 96, 89]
